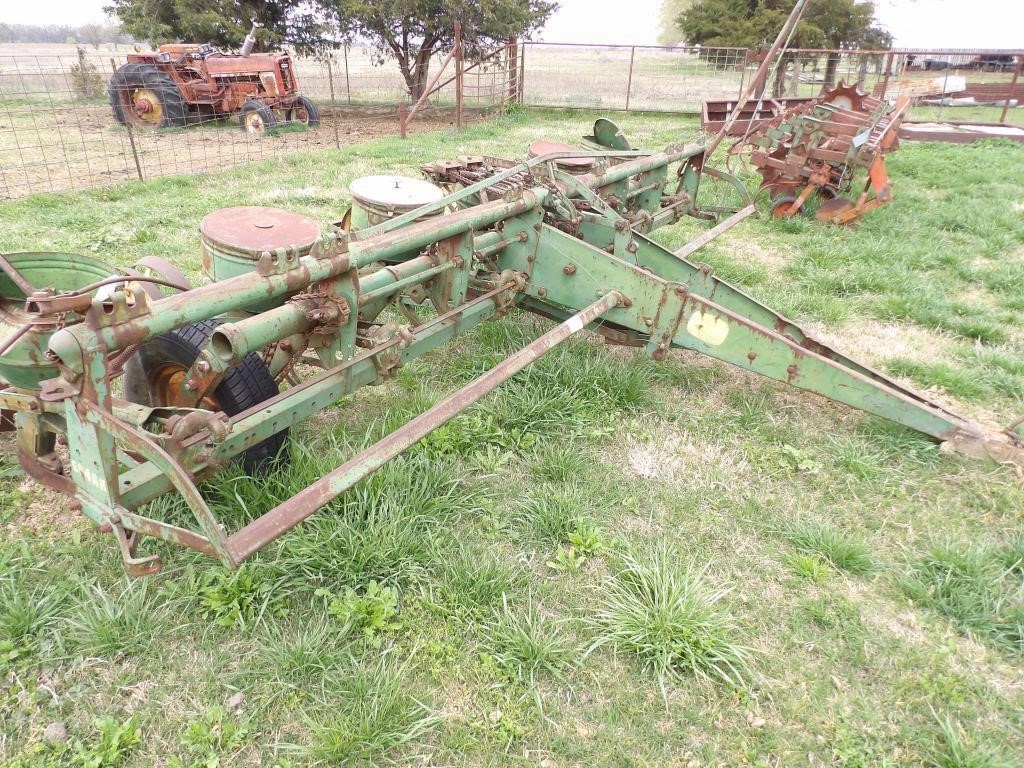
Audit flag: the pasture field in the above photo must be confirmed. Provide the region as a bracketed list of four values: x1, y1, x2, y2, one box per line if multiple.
[1, 109, 1023, 767]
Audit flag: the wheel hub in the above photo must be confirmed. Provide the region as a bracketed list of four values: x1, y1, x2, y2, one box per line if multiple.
[243, 112, 265, 133]
[127, 87, 163, 126]
[148, 362, 220, 410]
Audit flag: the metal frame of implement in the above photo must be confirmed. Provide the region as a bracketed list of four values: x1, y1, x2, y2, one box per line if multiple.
[1, 134, 1021, 574]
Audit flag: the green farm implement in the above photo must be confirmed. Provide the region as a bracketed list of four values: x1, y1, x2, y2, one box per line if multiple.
[0, 123, 1020, 574]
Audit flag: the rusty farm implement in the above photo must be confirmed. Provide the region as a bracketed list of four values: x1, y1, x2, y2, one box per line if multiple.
[0, 121, 1021, 574]
[731, 83, 912, 224]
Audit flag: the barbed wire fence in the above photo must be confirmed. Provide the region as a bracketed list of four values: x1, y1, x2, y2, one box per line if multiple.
[1, 40, 1021, 200]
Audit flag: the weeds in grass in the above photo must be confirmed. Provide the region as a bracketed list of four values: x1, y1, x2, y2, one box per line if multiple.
[530, 443, 590, 483]
[926, 712, 1012, 768]
[299, 658, 437, 765]
[429, 548, 523, 620]
[482, 597, 577, 687]
[902, 542, 1023, 654]
[176, 706, 250, 766]
[784, 552, 831, 582]
[70, 716, 142, 768]
[586, 547, 752, 692]
[317, 581, 403, 647]
[199, 565, 289, 629]
[257, 619, 339, 686]
[66, 581, 171, 658]
[0, 580, 66, 667]
[781, 520, 875, 576]
[516, 484, 594, 544]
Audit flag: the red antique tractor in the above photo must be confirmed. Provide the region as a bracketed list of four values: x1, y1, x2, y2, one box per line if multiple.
[108, 23, 319, 133]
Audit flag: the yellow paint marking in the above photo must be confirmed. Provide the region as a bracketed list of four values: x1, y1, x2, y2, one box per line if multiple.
[686, 310, 729, 346]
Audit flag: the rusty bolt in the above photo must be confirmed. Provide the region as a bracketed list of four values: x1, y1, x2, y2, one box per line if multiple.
[747, 351, 757, 363]
[563, 264, 577, 276]
[787, 364, 798, 379]
[533, 222, 542, 232]
[674, 284, 689, 297]
[517, 231, 529, 242]
[652, 348, 665, 361]
[196, 360, 210, 373]
[537, 288, 547, 298]
[626, 240, 638, 254]
[280, 340, 293, 353]
[183, 379, 197, 392]
[28, 401, 39, 412]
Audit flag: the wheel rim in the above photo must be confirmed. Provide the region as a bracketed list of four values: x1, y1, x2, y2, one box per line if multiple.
[771, 198, 798, 219]
[243, 111, 266, 133]
[122, 86, 164, 126]
[147, 362, 220, 410]
[291, 105, 310, 124]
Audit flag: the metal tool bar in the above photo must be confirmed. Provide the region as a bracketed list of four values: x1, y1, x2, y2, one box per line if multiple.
[673, 204, 757, 260]
[225, 290, 623, 563]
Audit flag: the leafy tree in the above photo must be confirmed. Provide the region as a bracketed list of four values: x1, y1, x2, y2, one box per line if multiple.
[103, 0, 326, 53]
[679, 0, 891, 92]
[324, 0, 557, 98]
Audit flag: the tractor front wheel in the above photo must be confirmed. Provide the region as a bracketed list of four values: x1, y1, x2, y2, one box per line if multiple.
[123, 319, 288, 473]
[108, 63, 188, 129]
[286, 96, 320, 128]
[240, 100, 276, 134]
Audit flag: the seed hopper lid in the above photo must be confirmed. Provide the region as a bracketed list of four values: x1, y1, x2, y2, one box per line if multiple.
[200, 207, 321, 256]
[527, 140, 595, 169]
[349, 175, 445, 211]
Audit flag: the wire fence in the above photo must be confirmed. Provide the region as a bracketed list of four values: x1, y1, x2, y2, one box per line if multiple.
[521, 42, 1024, 126]
[1, 40, 1021, 200]
[0, 43, 514, 199]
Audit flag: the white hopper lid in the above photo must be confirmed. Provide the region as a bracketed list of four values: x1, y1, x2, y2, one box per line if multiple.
[349, 175, 445, 211]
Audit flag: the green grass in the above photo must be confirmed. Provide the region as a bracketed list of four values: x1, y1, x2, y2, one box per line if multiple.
[586, 547, 752, 692]
[2, 109, 1024, 765]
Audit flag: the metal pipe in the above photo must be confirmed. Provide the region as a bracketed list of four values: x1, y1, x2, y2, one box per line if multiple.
[51, 191, 548, 370]
[226, 289, 623, 563]
[209, 302, 312, 364]
[358, 262, 454, 304]
[673, 204, 756, 259]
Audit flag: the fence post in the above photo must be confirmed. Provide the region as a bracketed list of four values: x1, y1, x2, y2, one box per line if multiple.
[343, 44, 352, 105]
[625, 46, 635, 111]
[326, 57, 340, 149]
[455, 21, 464, 128]
[110, 58, 143, 182]
[1000, 55, 1023, 125]
[880, 51, 894, 99]
[518, 43, 526, 102]
[507, 38, 519, 104]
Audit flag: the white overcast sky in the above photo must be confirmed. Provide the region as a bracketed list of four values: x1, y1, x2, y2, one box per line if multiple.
[1, 0, 1021, 49]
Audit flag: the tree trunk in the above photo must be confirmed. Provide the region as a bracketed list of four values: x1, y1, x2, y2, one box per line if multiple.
[823, 53, 841, 88]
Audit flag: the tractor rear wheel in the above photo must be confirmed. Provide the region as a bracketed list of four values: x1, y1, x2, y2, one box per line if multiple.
[240, 100, 276, 134]
[286, 96, 320, 128]
[108, 63, 188, 129]
[123, 319, 288, 473]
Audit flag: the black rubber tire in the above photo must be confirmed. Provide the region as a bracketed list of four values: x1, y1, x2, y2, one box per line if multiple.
[125, 319, 287, 473]
[107, 62, 189, 129]
[286, 95, 320, 127]
[239, 100, 277, 133]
